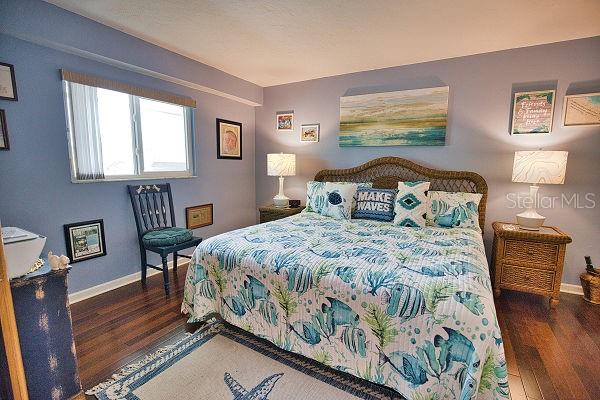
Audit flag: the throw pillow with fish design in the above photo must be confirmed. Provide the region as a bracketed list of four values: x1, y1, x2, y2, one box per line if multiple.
[426, 191, 482, 230]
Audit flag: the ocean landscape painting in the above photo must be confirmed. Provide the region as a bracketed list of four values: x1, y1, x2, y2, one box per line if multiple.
[339, 86, 449, 146]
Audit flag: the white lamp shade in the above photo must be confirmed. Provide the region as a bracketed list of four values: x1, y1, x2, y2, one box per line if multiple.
[512, 151, 568, 184]
[267, 153, 296, 176]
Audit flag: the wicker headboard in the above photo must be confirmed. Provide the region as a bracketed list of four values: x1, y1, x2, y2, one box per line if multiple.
[314, 156, 488, 232]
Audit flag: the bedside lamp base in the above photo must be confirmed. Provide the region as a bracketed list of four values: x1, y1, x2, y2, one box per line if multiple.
[516, 184, 545, 231]
[273, 195, 289, 208]
[273, 176, 289, 208]
[516, 210, 545, 231]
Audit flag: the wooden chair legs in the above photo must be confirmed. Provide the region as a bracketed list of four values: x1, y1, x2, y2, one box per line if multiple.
[161, 256, 170, 295]
[140, 248, 148, 285]
[137, 243, 200, 295]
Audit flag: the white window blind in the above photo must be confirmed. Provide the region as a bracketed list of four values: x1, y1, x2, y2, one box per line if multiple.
[62, 70, 196, 182]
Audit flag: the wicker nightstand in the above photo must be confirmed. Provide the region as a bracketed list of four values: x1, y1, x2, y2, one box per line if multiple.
[259, 205, 305, 223]
[492, 221, 572, 308]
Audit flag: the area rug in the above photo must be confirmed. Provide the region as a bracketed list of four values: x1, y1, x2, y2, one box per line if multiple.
[87, 319, 404, 400]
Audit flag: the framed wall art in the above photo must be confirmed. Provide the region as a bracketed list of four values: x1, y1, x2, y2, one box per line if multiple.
[563, 92, 600, 126]
[339, 86, 448, 146]
[300, 123, 319, 142]
[511, 90, 555, 134]
[276, 111, 294, 132]
[0, 110, 9, 150]
[186, 204, 213, 229]
[63, 219, 106, 263]
[216, 118, 242, 160]
[0, 62, 18, 101]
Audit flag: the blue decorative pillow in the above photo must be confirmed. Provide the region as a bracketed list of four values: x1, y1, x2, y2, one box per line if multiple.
[352, 188, 397, 221]
[320, 182, 357, 220]
[393, 181, 430, 227]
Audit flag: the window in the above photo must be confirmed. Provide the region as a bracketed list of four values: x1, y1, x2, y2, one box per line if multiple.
[63, 80, 195, 182]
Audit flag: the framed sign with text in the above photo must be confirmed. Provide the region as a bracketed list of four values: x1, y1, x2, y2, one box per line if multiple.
[511, 90, 555, 134]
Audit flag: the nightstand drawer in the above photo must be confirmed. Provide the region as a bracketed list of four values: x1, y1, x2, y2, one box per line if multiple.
[259, 205, 305, 223]
[501, 264, 555, 291]
[504, 239, 559, 267]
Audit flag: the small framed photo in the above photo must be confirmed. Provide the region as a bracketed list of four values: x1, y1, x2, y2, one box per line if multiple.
[64, 219, 106, 263]
[276, 111, 294, 132]
[511, 90, 555, 134]
[301, 123, 320, 142]
[0, 62, 18, 101]
[186, 204, 213, 229]
[216, 118, 242, 160]
[0, 110, 9, 150]
[563, 92, 600, 126]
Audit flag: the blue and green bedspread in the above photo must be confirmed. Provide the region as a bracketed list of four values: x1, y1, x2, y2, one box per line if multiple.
[182, 212, 509, 399]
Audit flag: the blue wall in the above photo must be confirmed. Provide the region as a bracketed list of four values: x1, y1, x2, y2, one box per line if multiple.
[0, 1, 260, 293]
[1, 0, 599, 293]
[255, 36, 600, 285]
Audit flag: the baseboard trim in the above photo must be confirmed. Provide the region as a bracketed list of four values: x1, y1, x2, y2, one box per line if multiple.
[68, 259, 190, 304]
[560, 283, 584, 296]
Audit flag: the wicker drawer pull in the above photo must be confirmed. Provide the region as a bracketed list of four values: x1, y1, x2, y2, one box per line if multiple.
[504, 240, 558, 266]
[501, 264, 555, 291]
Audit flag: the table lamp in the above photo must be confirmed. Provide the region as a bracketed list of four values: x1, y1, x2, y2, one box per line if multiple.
[511, 150, 568, 230]
[267, 153, 296, 208]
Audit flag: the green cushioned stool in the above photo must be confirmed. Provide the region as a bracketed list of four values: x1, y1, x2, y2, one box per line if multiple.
[128, 183, 203, 295]
[142, 227, 193, 247]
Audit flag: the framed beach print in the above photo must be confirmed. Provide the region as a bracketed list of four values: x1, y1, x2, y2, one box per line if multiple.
[186, 204, 213, 229]
[563, 92, 600, 126]
[63, 219, 106, 263]
[216, 118, 242, 160]
[0, 62, 18, 101]
[511, 90, 555, 134]
[0, 110, 8, 150]
[301, 123, 320, 142]
[276, 111, 294, 132]
[339, 86, 449, 146]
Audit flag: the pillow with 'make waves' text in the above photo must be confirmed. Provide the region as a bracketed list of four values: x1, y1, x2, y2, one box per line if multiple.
[352, 187, 397, 222]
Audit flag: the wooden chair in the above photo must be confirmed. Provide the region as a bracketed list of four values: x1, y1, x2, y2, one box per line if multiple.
[127, 183, 202, 294]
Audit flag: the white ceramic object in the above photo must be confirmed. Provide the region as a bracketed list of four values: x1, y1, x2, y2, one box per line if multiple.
[48, 251, 70, 270]
[2, 227, 47, 279]
[515, 185, 546, 231]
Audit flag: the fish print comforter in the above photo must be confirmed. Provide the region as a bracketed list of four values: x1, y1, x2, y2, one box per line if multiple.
[182, 212, 509, 399]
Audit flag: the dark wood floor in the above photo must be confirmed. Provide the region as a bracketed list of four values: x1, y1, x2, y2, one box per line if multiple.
[71, 265, 600, 399]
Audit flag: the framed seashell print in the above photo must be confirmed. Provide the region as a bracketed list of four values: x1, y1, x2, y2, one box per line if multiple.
[276, 111, 294, 132]
[301, 123, 319, 142]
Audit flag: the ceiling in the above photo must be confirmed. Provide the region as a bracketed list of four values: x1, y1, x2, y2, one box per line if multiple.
[45, 0, 600, 87]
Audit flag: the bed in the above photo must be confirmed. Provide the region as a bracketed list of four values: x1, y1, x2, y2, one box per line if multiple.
[182, 157, 509, 399]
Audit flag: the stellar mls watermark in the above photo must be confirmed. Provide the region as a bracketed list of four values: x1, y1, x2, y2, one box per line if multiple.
[506, 192, 596, 209]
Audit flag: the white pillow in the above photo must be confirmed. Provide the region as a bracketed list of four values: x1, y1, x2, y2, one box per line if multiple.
[426, 191, 482, 230]
[320, 182, 357, 220]
[393, 181, 430, 227]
